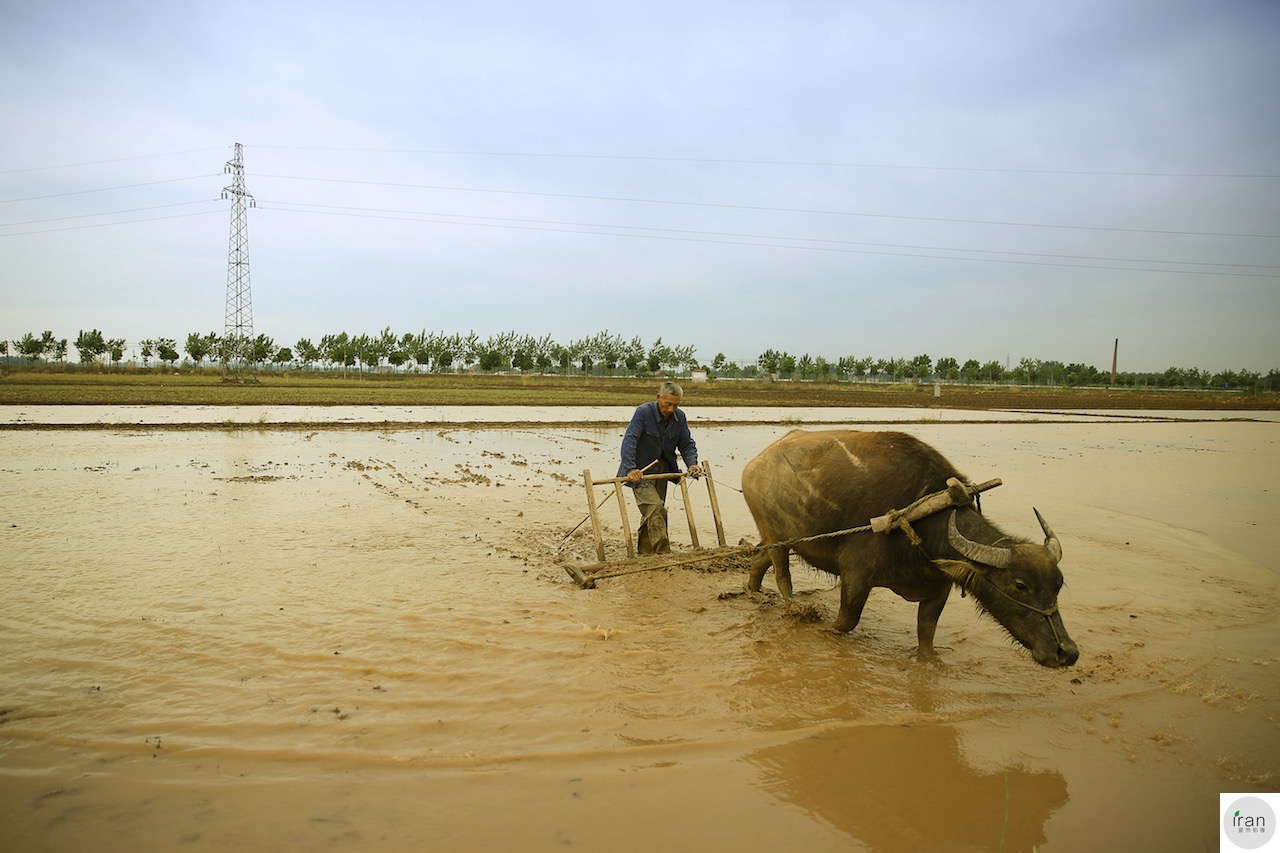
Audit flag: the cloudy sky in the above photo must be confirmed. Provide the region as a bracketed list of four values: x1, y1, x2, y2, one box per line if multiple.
[2, 0, 1277, 373]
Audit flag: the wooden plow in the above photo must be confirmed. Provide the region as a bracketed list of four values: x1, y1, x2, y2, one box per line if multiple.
[560, 470, 1005, 589]
[561, 461, 734, 588]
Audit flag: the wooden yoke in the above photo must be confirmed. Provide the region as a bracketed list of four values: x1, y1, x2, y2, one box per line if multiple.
[869, 477, 1003, 534]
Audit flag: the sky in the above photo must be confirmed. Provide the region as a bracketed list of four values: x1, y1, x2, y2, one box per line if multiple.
[2, 0, 1278, 373]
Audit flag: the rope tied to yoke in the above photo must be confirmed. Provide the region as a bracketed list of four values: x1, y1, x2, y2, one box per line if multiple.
[894, 516, 924, 548]
[760, 477, 990, 553]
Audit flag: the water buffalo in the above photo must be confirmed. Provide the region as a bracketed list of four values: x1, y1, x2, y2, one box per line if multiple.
[741, 429, 1079, 667]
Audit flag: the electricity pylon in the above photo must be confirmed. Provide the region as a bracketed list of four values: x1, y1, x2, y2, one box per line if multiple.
[221, 142, 256, 379]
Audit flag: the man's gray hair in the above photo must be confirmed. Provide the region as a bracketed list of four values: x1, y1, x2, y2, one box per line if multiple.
[659, 380, 684, 398]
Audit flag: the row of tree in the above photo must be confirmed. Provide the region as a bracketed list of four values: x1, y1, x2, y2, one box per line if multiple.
[6, 327, 1278, 391]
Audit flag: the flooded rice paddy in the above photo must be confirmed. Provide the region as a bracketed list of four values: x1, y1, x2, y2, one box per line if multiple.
[1, 406, 1277, 850]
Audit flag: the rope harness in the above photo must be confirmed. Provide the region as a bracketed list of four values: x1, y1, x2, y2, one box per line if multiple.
[754, 479, 984, 553]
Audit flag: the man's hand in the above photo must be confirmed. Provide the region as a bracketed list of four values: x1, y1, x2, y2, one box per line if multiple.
[626, 468, 644, 483]
[686, 464, 703, 479]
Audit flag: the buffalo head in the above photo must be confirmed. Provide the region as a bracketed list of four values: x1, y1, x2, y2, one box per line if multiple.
[934, 510, 1079, 668]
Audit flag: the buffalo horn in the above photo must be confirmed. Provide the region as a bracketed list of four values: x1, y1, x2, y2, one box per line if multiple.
[947, 511, 1013, 569]
[1033, 507, 1063, 562]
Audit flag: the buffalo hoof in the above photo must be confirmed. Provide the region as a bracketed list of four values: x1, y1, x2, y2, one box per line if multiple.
[914, 647, 944, 664]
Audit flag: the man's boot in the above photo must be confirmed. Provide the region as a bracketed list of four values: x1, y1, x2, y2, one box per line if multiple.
[650, 509, 670, 554]
[637, 524, 654, 555]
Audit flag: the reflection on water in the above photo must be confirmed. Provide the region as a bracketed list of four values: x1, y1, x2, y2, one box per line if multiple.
[748, 724, 1068, 850]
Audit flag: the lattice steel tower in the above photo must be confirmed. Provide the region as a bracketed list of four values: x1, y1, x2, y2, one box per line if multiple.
[221, 142, 256, 376]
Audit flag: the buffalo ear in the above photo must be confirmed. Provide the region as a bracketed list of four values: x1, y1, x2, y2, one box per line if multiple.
[933, 558, 985, 593]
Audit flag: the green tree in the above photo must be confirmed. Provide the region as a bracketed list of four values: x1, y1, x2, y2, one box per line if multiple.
[672, 343, 698, 373]
[909, 353, 933, 379]
[15, 332, 50, 362]
[777, 352, 797, 378]
[294, 337, 320, 369]
[569, 336, 595, 374]
[350, 334, 374, 373]
[461, 331, 482, 369]
[76, 329, 108, 364]
[551, 343, 571, 373]
[156, 338, 179, 366]
[373, 326, 398, 371]
[1066, 363, 1103, 386]
[1041, 360, 1065, 386]
[185, 332, 217, 365]
[405, 331, 435, 371]
[647, 338, 673, 374]
[478, 348, 507, 371]
[511, 334, 540, 372]
[319, 333, 342, 370]
[590, 331, 623, 372]
[433, 334, 461, 372]
[250, 334, 275, 367]
[1016, 357, 1041, 384]
[14, 330, 54, 362]
[533, 335, 555, 372]
[623, 336, 646, 372]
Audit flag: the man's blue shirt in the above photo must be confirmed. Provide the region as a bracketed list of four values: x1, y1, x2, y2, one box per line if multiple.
[617, 401, 698, 481]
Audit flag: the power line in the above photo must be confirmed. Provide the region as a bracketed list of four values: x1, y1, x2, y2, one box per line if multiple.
[246, 145, 1279, 180]
[260, 199, 1280, 272]
[0, 175, 221, 204]
[0, 209, 224, 237]
[4, 155, 1274, 277]
[253, 172, 1280, 240]
[261, 202, 1278, 278]
[0, 200, 221, 228]
[0, 148, 229, 175]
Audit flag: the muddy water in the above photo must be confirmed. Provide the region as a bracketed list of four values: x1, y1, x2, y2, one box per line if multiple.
[1, 412, 1277, 851]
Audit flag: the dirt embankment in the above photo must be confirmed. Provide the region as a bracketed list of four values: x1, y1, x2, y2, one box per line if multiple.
[1, 367, 1275, 410]
[809, 385, 1277, 411]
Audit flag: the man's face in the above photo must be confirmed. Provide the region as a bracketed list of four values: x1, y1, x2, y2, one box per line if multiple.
[656, 393, 682, 418]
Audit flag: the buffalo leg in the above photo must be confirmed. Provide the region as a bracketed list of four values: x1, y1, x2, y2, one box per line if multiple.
[835, 571, 872, 633]
[914, 584, 951, 659]
[772, 545, 794, 600]
[747, 544, 792, 600]
[747, 549, 770, 591]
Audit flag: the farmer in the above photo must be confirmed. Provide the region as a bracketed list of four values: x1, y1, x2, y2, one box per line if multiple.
[617, 380, 702, 555]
